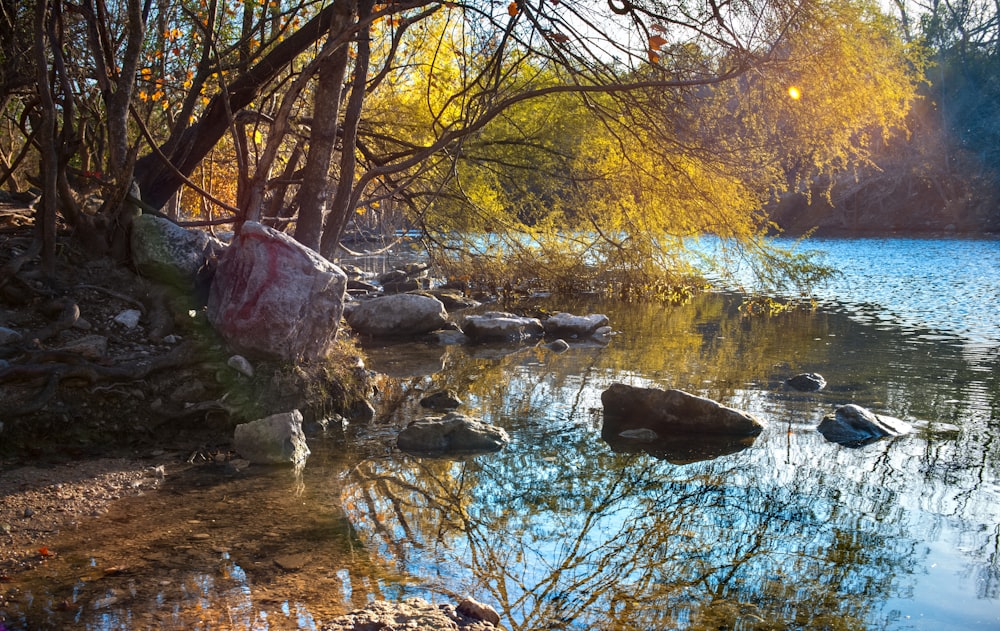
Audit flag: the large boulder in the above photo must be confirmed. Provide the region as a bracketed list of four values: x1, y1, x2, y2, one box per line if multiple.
[462, 312, 544, 342]
[344, 293, 449, 337]
[233, 410, 310, 465]
[207, 222, 347, 360]
[397, 412, 510, 455]
[131, 214, 220, 290]
[601, 383, 766, 438]
[817, 404, 912, 446]
[543, 312, 609, 338]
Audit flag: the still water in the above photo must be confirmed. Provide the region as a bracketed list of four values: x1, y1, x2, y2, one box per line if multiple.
[4, 237, 999, 630]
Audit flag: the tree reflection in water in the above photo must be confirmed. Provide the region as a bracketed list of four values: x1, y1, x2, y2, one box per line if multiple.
[339, 292, 999, 630]
[342, 433, 919, 630]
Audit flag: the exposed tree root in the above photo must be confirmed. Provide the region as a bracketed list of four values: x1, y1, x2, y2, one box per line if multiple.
[0, 341, 201, 419]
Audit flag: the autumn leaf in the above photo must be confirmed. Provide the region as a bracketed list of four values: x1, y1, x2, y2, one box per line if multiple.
[647, 50, 660, 64]
[38, 546, 54, 558]
[507, 1, 518, 16]
[648, 34, 667, 49]
[547, 32, 570, 43]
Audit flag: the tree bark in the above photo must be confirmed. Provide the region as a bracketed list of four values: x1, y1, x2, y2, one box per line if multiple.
[132, 0, 353, 210]
[293, 0, 356, 251]
[320, 0, 374, 258]
[32, 0, 58, 275]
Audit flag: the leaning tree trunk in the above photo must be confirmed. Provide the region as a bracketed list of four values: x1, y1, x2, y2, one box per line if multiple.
[320, 0, 374, 259]
[132, 1, 348, 211]
[292, 0, 356, 251]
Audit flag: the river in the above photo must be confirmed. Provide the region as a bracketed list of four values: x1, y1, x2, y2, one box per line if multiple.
[3, 237, 999, 630]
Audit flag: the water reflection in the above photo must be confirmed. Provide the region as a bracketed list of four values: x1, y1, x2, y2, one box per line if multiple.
[3, 241, 999, 629]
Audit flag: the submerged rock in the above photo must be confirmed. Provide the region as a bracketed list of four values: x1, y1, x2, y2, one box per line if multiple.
[817, 404, 912, 446]
[397, 412, 509, 455]
[601, 383, 766, 438]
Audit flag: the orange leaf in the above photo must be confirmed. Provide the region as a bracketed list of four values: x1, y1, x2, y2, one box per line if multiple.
[39, 546, 54, 558]
[648, 34, 667, 49]
[507, 1, 518, 16]
[647, 50, 660, 64]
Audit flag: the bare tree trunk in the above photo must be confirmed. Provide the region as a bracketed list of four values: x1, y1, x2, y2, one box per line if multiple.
[293, 0, 356, 250]
[32, 0, 58, 275]
[320, 0, 374, 258]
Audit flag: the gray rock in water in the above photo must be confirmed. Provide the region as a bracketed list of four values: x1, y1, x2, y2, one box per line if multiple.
[131, 214, 220, 290]
[426, 289, 481, 312]
[420, 390, 463, 410]
[207, 222, 347, 361]
[462, 311, 544, 342]
[233, 410, 310, 465]
[817, 404, 912, 446]
[601, 383, 766, 437]
[344, 293, 449, 337]
[786, 372, 827, 391]
[397, 412, 510, 455]
[543, 312, 610, 338]
[321, 597, 498, 631]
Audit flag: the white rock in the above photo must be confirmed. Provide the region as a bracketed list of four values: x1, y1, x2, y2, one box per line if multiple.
[227, 354, 254, 378]
[113, 309, 142, 329]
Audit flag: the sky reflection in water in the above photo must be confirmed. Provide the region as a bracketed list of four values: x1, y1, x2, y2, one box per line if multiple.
[4, 238, 999, 630]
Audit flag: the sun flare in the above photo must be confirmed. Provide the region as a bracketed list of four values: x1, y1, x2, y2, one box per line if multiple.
[787, 86, 802, 100]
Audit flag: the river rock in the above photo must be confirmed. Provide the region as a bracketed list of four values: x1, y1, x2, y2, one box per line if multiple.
[320, 597, 498, 631]
[382, 278, 431, 294]
[426, 289, 481, 312]
[462, 311, 544, 342]
[207, 222, 347, 361]
[817, 404, 912, 446]
[233, 410, 310, 465]
[786, 372, 827, 391]
[601, 383, 766, 437]
[344, 293, 449, 337]
[543, 312, 610, 338]
[420, 390, 463, 410]
[0, 326, 22, 345]
[545, 339, 571, 352]
[131, 214, 221, 290]
[397, 412, 510, 455]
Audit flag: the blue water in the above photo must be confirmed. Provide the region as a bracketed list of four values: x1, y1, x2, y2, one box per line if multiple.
[5, 237, 999, 630]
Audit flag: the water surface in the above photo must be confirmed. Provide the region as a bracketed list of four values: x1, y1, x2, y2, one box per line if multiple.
[2, 238, 998, 630]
